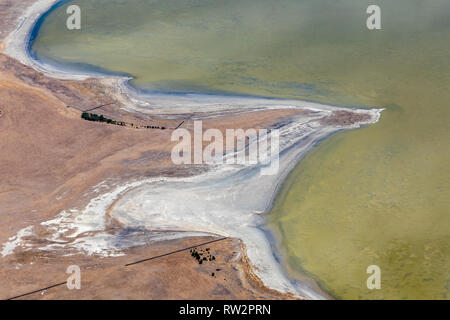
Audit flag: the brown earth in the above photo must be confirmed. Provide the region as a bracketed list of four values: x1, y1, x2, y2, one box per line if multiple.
[320, 110, 370, 126]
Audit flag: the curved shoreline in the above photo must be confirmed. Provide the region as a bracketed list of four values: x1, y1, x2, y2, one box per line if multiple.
[2, 0, 383, 300]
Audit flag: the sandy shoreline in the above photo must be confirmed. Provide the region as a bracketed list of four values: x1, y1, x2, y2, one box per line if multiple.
[1, 0, 382, 300]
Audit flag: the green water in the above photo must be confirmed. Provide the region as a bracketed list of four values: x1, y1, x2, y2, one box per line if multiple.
[33, 0, 450, 299]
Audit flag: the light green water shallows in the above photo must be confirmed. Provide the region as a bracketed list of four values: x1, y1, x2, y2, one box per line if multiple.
[33, 0, 450, 299]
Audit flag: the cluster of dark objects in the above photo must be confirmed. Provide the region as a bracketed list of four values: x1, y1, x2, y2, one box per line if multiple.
[190, 247, 216, 265]
[190, 247, 222, 277]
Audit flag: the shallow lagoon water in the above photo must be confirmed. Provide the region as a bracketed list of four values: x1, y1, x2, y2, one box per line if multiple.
[32, 0, 450, 299]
